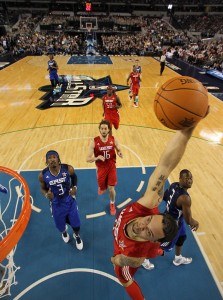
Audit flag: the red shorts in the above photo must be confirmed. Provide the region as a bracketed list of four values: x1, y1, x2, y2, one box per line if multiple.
[96, 165, 117, 190]
[132, 85, 139, 96]
[104, 115, 120, 130]
[115, 265, 138, 284]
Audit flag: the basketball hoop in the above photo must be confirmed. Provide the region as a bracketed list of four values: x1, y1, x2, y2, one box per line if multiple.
[0, 166, 31, 297]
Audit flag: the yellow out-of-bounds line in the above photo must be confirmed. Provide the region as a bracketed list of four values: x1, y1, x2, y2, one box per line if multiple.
[86, 211, 106, 219]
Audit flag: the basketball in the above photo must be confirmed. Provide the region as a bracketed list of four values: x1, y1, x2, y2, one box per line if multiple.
[154, 76, 209, 130]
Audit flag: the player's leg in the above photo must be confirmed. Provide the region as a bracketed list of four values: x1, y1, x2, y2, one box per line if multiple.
[128, 84, 133, 101]
[173, 220, 192, 266]
[107, 165, 117, 215]
[55, 73, 61, 93]
[134, 86, 139, 107]
[96, 167, 107, 195]
[68, 198, 83, 250]
[112, 116, 120, 130]
[114, 266, 144, 300]
[132, 86, 138, 108]
[52, 203, 69, 243]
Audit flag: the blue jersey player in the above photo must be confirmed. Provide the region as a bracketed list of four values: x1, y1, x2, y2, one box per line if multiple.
[39, 150, 83, 250]
[161, 169, 199, 266]
[47, 54, 61, 95]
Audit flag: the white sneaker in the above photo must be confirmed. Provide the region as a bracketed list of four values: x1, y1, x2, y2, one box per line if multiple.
[173, 255, 192, 266]
[133, 103, 138, 108]
[73, 234, 83, 250]
[142, 259, 155, 270]
[62, 232, 70, 243]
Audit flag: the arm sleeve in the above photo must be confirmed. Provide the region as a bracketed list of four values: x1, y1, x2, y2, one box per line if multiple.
[70, 172, 77, 187]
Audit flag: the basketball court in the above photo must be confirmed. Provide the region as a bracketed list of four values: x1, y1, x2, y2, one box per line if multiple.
[0, 51, 223, 299]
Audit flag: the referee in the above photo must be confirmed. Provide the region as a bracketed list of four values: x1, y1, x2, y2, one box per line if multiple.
[160, 50, 166, 76]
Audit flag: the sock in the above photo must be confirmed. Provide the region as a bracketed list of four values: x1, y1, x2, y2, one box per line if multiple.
[135, 96, 138, 103]
[125, 281, 144, 300]
[175, 255, 181, 259]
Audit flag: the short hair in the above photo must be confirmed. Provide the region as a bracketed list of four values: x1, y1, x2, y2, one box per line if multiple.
[179, 169, 191, 178]
[99, 120, 111, 131]
[158, 213, 178, 243]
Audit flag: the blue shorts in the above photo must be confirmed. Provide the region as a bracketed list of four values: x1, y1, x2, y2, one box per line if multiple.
[49, 70, 59, 81]
[161, 218, 187, 252]
[52, 196, 80, 232]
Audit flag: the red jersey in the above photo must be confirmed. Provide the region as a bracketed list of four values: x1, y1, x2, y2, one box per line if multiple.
[102, 93, 120, 117]
[113, 202, 161, 258]
[94, 135, 116, 168]
[129, 72, 140, 86]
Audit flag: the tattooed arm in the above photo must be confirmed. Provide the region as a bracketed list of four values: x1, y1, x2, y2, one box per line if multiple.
[138, 127, 195, 209]
[111, 254, 145, 268]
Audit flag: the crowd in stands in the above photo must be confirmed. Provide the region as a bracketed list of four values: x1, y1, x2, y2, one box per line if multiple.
[0, 13, 222, 72]
[173, 15, 223, 37]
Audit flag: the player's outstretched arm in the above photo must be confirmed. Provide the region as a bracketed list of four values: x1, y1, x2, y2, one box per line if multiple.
[138, 126, 195, 209]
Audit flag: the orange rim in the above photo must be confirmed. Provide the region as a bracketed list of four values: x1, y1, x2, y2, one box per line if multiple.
[0, 166, 31, 262]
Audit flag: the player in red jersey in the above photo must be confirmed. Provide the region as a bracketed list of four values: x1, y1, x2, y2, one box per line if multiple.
[102, 86, 122, 131]
[86, 120, 123, 215]
[111, 126, 200, 300]
[127, 65, 141, 108]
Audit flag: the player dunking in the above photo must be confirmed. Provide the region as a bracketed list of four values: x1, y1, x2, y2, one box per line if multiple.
[111, 124, 207, 300]
[127, 65, 141, 108]
[102, 85, 122, 132]
[86, 120, 123, 215]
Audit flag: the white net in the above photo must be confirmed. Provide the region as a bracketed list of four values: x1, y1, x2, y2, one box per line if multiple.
[0, 249, 20, 298]
[0, 170, 32, 298]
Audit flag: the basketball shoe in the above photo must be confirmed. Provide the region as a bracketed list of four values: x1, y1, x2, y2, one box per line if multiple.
[110, 203, 116, 215]
[73, 234, 83, 250]
[62, 231, 70, 243]
[142, 259, 155, 270]
[133, 102, 138, 108]
[0, 184, 8, 194]
[173, 255, 192, 266]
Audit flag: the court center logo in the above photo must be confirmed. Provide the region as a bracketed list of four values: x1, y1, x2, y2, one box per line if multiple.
[37, 75, 129, 110]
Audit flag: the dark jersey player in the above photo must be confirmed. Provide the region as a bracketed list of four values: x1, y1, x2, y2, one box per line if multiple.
[161, 169, 199, 266]
[38, 150, 83, 250]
